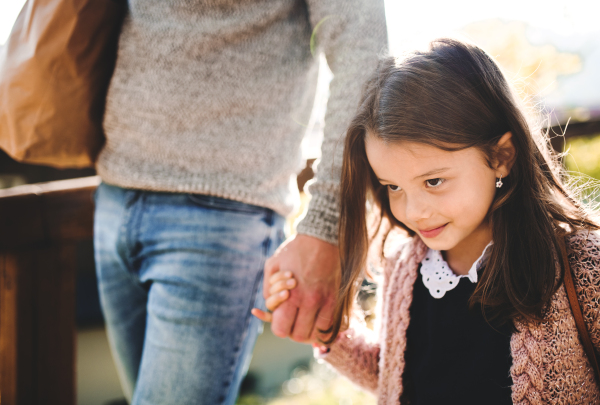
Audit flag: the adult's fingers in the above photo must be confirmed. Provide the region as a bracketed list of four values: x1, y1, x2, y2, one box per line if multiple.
[270, 301, 298, 338]
[289, 304, 319, 343]
[312, 299, 335, 342]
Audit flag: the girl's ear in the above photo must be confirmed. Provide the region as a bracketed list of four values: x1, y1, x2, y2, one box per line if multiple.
[493, 131, 516, 177]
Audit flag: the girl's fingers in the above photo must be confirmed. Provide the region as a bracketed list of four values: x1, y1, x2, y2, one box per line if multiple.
[269, 277, 296, 296]
[251, 308, 272, 323]
[266, 289, 290, 312]
[253, 274, 295, 323]
[268, 270, 294, 286]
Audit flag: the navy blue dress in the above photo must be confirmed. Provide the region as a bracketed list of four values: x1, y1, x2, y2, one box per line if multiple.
[402, 266, 513, 404]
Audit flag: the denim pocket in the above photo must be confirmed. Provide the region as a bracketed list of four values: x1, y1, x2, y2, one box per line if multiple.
[187, 194, 267, 215]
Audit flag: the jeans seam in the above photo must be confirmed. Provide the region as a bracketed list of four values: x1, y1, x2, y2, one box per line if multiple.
[126, 191, 145, 275]
[115, 191, 135, 274]
[113, 190, 148, 294]
[219, 210, 275, 404]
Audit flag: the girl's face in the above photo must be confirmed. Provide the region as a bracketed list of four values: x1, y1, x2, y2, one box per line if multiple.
[365, 134, 500, 261]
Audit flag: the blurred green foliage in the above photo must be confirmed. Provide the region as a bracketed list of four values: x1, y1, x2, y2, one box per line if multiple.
[236, 395, 268, 405]
[564, 134, 600, 180]
[564, 133, 600, 205]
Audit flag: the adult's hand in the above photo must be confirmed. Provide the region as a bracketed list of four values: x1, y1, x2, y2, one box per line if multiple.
[264, 234, 340, 343]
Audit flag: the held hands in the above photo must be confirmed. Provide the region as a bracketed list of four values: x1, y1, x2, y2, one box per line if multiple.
[251, 270, 331, 355]
[251, 271, 297, 323]
[257, 234, 340, 343]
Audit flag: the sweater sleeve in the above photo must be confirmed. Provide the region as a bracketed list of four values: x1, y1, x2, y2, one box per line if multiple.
[568, 229, 600, 352]
[322, 324, 381, 394]
[319, 243, 411, 395]
[295, 0, 388, 245]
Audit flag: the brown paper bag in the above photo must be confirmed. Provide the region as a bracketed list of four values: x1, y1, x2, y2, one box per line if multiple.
[0, 0, 126, 168]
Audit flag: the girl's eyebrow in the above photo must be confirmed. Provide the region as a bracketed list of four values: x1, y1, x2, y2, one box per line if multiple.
[413, 167, 450, 180]
[377, 167, 450, 184]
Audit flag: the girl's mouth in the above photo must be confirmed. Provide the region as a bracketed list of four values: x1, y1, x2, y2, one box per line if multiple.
[419, 224, 447, 238]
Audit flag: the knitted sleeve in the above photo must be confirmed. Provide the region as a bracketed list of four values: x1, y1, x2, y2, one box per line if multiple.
[295, 0, 388, 245]
[567, 229, 600, 351]
[319, 244, 410, 395]
[323, 324, 380, 394]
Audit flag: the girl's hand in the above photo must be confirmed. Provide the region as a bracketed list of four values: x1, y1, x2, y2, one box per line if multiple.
[251, 271, 296, 323]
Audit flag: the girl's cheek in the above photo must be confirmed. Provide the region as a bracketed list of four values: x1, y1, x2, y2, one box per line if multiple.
[389, 197, 407, 224]
[444, 187, 484, 225]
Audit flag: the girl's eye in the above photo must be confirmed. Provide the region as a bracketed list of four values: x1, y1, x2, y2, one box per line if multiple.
[387, 184, 401, 192]
[426, 178, 445, 188]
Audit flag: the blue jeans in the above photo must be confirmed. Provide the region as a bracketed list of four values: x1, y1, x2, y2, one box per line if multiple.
[94, 183, 285, 405]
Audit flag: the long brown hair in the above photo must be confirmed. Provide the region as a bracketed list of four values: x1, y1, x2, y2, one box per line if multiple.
[326, 38, 599, 343]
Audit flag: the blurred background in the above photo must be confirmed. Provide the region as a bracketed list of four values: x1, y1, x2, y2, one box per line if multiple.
[1, 1, 599, 404]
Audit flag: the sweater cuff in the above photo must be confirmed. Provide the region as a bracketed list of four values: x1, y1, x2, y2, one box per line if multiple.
[320, 329, 379, 394]
[324, 329, 359, 364]
[296, 186, 340, 245]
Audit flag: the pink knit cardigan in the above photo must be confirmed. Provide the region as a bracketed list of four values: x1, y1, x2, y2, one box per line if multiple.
[324, 230, 600, 404]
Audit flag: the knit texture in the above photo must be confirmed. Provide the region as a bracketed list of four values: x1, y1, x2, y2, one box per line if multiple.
[96, 0, 388, 245]
[324, 230, 600, 404]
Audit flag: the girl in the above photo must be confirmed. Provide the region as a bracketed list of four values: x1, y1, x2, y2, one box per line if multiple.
[253, 38, 600, 404]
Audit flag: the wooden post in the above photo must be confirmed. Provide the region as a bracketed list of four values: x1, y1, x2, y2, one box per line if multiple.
[0, 177, 99, 405]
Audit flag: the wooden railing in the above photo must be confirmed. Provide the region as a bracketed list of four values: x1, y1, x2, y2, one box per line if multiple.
[0, 118, 597, 405]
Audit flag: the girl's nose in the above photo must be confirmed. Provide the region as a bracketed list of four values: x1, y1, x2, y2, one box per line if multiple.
[404, 196, 431, 223]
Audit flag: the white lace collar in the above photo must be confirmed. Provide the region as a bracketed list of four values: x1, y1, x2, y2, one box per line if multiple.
[420, 242, 493, 299]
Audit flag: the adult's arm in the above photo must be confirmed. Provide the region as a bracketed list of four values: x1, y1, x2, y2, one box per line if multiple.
[266, 0, 388, 342]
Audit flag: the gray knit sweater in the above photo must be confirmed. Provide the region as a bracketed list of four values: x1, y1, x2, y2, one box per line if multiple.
[96, 0, 388, 244]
